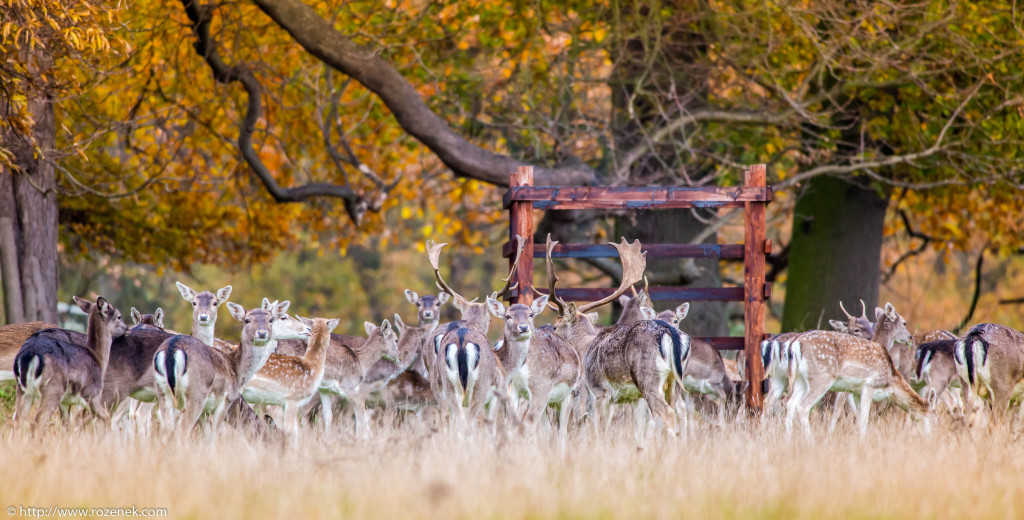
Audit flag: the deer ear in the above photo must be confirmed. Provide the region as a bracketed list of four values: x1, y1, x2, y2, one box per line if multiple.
[273, 300, 291, 318]
[176, 282, 196, 302]
[586, 312, 600, 325]
[884, 302, 897, 321]
[437, 292, 451, 305]
[618, 295, 631, 307]
[216, 285, 232, 305]
[326, 319, 340, 333]
[485, 297, 505, 318]
[364, 321, 376, 336]
[298, 316, 313, 328]
[530, 295, 549, 316]
[381, 319, 393, 336]
[262, 298, 272, 310]
[153, 308, 164, 328]
[131, 307, 142, 326]
[96, 296, 111, 315]
[226, 302, 246, 322]
[640, 307, 657, 320]
[404, 289, 419, 305]
[829, 320, 848, 333]
[73, 296, 93, 314]
[675, 303, 690, 322]
[875, 306, 885, 323]
[393, 314, 406, 336]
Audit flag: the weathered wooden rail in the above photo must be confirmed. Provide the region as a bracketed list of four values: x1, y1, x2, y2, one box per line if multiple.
[502, 164, 771, 412]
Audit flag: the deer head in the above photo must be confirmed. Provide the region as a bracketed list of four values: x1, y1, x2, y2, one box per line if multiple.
[404, 289, 450, 326]
[655, 303, 690, 329]
[130, 307, 165, 329]
[75, 295, 129, 340]
[176, 281, 232, 329]
[831, 299, 876, 339]
[543, 234, 647, 347]
[872, 302, 911, 349]
[486, 294, 549, 342]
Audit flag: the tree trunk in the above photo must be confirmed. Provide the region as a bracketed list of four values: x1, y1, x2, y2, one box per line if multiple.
[782, 175, 888, 331]
[0, 50, 59, 325]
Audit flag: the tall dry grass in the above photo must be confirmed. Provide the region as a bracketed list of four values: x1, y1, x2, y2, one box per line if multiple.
[1, 406, 1022, 519]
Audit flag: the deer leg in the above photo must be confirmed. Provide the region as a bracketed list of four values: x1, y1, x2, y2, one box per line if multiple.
[177, 394, 206, 437]
[87, 394, 111, 429]
[856, 387, 875, 438]
[784, 372, 809, 435]
[791, 378, 831, 437]
[32, 387, 64, 433]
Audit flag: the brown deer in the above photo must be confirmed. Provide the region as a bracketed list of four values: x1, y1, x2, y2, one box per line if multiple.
[541, 235, 690, 437]
[14, 296, 128, 429]
[152, 301, 288, 435]
[486, 294, 581, 434]
[953, 323, 1024, 425]
[915, 339, 962, 413]
[0, 321, 57, 381]
[242, 316, 339, 436]
[655, 304, 735, 420]
[785, 302, 931, 436]
[404, 290, 450, 327]
[434, 324, 507, 427]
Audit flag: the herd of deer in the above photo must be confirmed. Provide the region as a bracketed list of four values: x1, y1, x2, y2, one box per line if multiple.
[0, 234, 1021, 441]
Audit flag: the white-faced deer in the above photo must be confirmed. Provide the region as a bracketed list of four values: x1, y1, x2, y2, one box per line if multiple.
[953, 323, 1024, 426]
[242, 316, 338, 436]
[785, 303, 931, 436]
[0, 321, 57, 381]
[486, 294, 581, 435]
[404, 290, 450, 327]
[14, 296, 128, 429]
[175, 282, 232, 348]
[152, 301, 289, 435]
[130, 307, 165, 330]
[541, 235, 690, 438]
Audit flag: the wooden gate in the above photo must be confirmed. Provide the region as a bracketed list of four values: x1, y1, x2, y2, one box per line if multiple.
[502, 164, 772, 412]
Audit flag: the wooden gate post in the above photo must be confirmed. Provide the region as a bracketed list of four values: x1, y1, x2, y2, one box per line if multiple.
[743, 164, 767, 413]
[508, 166, 535, 305]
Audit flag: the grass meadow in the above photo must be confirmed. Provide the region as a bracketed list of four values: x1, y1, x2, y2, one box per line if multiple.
[0, 381, 1021, 520]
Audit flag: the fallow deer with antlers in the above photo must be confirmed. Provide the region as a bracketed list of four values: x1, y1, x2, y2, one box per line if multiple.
[540, 235, 690, 437]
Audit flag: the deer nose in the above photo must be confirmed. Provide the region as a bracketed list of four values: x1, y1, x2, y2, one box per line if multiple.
[517, 324, 530, 334]
[198, 314, 210, 322]
[422, 311, 434, 319]
[256, 329, 269, 340]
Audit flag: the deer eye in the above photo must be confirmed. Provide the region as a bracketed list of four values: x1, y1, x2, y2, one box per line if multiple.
[269, 318, 274, 323]
[192, 302, 197, 307]
[505, 315, 511, 320]
[245, 319, 251, 324]
[528, 313, 534, 318]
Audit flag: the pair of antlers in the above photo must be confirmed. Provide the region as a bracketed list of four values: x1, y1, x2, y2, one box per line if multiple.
[840, 299, 869, 322]
[536, 234, 648, 318]
[425, 235, 527, 306]
[426, 234, 648, 319]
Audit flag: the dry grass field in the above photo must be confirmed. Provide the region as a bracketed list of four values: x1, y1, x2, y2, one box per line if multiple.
[1, 384, 1021, 520]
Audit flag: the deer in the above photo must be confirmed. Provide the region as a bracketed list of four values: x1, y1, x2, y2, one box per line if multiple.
[785, 302, 932, 436]
[757, 332, 804, 414]
[405, 290, 450, 327]
[953, 323, 1024, 426]
[421, 235, 527, 406]
[13, 296, 128, 430]
[0, 321, 57, 381]
[434, 324, 508, 428]
[130, 307, 165, 330]
[914, 339, 963, 413]
[539, 235, 690, 438]
[486, 293, 581, 435]
[152, 300, 289, 435]
[363, 314, 435, 408]
[828, 300, 875, 339]
[242, 316, 339, 436]
[616, 281, 657, 324]
[273, 319, 399, 435]
[652, 303, 736, 423]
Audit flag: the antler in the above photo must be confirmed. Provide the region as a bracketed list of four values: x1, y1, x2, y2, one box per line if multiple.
[543, 234, 569, 318]
[491, 235, 526, 300]
[425, 240, 471, 306]
[859, 299, 869, 321]
[578, 237, 647, 314]
[839, 300, 855, 321]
